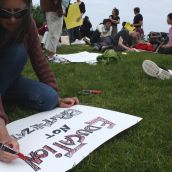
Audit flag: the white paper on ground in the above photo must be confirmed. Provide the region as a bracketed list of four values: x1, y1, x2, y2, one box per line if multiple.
[54, 51, 101, 63]
[0, 105, 142, 172]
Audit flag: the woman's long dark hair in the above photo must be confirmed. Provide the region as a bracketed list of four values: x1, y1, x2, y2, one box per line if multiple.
[0, 0, 32, 49]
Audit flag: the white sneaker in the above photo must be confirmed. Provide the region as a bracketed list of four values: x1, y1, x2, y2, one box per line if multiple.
[71, 39, 85, 45]
[78, 39, 86, 44]
[142, 60, 171, 80]
[83, 37, 91, 44]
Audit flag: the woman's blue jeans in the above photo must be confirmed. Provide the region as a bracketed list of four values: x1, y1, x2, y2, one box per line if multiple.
[0, 43, 58, 111]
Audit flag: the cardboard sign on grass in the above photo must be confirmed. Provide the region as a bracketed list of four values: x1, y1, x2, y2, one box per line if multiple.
[0, 105, 142, 172]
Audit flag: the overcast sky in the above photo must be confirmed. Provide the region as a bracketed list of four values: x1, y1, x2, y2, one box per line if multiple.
[33, 0, 172, 35]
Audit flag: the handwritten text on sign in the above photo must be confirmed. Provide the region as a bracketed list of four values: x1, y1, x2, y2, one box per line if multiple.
[0, 105, 142, 172]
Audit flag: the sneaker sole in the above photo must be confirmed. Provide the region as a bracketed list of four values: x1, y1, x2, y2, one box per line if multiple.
[142, 60, 171, 80]
[142, 60, 160, 78]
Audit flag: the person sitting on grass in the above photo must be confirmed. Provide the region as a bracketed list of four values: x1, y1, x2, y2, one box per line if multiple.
[90, 19, 112, 45]
[142, 60, 172, 80]
[0, 0, 79, 163]
[158, 13, 172, 54]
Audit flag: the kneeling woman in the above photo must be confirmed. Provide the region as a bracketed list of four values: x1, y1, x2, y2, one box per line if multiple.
[0, 0, 79, 163]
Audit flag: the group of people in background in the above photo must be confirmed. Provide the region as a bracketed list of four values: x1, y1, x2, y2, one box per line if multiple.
[39, 0, 87, 60]
[87, 6, 172, 55]
[38, 2, 146, 58]
[21, 0, 172, 81]
[38, 0, 172, 81]
[89, 7, 143, 52]
[37, 1, 172, 56]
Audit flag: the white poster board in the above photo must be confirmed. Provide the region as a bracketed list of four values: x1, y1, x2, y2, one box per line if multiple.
[54, 51, 101, 64]
[0, 105, 142, 172]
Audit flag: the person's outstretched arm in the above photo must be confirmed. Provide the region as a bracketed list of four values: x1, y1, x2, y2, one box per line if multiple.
[118, 37, 132, 51]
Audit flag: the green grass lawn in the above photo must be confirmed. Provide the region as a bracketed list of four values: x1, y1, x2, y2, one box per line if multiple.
[6, 45, 172, 172]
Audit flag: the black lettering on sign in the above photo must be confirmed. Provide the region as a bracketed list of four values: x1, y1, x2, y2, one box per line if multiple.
[15, 128, 35, 138]
[58, 109, 82, 119]
[52, 129, 61, 134]
[45, 124, 70, 139]
[45, 134, 55, 139]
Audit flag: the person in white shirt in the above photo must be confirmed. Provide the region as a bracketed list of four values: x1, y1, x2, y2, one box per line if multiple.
[90, 19, 112, 45]
[96, 19, 112, 37]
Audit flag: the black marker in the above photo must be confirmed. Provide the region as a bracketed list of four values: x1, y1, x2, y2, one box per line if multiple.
[0, 143, 28, 160]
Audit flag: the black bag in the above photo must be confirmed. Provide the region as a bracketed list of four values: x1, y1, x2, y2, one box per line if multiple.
[148, 32, 169, 45]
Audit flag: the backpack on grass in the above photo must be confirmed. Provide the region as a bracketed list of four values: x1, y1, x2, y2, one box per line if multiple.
[148, 32, 169, 45]
[97, 49, 120, 64]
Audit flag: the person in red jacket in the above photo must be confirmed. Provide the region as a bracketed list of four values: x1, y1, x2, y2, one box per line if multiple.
[0, 0, 79, 163]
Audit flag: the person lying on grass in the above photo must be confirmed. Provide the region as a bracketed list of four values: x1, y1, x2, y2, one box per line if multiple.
[93, 28, 140, 52]
[0, 0, 79, 163]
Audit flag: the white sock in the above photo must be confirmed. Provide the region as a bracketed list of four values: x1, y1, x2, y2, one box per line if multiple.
[168, 70, 172, 76]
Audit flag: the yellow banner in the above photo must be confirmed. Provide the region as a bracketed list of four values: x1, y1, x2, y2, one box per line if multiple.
[64, 3, 83, 29]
